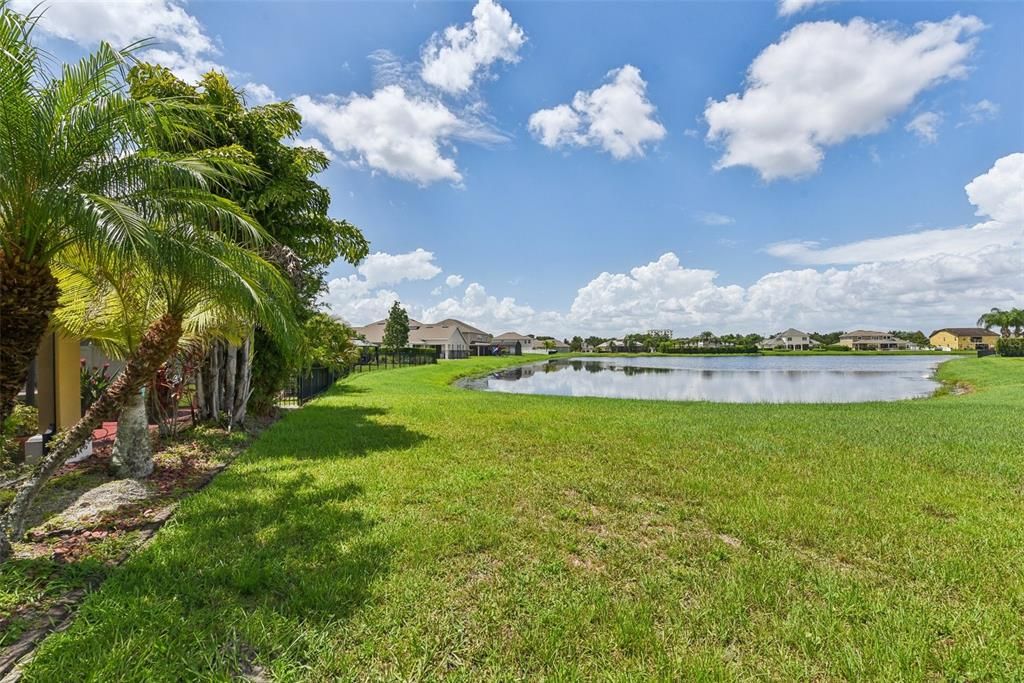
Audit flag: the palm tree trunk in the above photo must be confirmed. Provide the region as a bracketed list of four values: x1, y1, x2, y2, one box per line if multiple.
[210, 343, 221, 417]
[110, 390, 153, 479]
[224, 343, 237, 425]
[0, 313, 182, 561]
[0, 250, 59, 424]
[233, 335, 252, 424]
[194, 367, 206, 420]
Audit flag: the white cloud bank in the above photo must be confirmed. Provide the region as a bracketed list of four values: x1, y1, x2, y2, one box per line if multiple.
[322, 249, 443, 322]
[325, 154, 1022, 337]
[529, 65, 666, 159]
[12, 0, 274, 92]
[705, 15, 984, 180]
[420, 0, 525, 95]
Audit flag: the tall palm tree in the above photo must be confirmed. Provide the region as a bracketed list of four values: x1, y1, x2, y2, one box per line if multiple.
[0, 3, 261, 422]
[1, 220, 297, 560]
[977, 308, 1012, 338]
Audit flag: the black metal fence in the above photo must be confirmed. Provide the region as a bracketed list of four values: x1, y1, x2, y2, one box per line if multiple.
[279, 366, 347, 406]
[352, 347, 438, 370]
[278, 348, 440, 407]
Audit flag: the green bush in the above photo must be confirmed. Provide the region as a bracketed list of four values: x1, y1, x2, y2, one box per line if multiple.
[819, 344, 852, 352]
[2, 402, 38, 464]
[996, 337, 1024, 357]
[661, 345, 760, 355]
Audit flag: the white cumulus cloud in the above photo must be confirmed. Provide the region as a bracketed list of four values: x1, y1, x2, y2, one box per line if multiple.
[778, 0, 833, 17]
[445, 274, 465, 288]
[529, 65, 666, 159]
[295, 87, 502, 185]
[697, 212, 736, 226]
[244, 82, 277, 106]
[960, 98, 1000, 126]
[321, 249, 442, 324]
[423, 282, 543, 333]
[906, 111, 943, 144]
[420, 0, 525, 95]
[965, 152, 1024, 224]
[357, 249, 442, 287]
[704, 15, 984, 180]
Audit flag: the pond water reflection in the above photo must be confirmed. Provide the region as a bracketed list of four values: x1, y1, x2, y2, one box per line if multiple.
[461, 355, 956, 403]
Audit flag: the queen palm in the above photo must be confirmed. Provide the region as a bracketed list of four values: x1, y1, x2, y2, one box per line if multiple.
[977, 308, 1013, 337]
[0, 3, 263, 422]
[1, 217, 297, 560]
[52, 245, 252, 479]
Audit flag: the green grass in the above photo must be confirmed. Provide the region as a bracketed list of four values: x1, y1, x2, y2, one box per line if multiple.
[19, 356, 1024, 680]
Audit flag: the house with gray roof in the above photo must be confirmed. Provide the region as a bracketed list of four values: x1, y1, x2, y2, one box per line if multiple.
[758, 328, 819, 351]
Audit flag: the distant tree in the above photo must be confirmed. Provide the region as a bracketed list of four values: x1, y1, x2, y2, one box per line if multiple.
[543, 339, 556, 351]
[382, 301, 410, 352]
[570, 336, 584, 351]
[811, 331, 843, 346]
[889, 330, 929, 346]
[303, 313, 360, 371]
[585, 336, 607, 349]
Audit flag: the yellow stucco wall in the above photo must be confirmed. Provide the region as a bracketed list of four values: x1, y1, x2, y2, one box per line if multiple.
[929, 331, 999, 350]
[35, 333, 82, 431]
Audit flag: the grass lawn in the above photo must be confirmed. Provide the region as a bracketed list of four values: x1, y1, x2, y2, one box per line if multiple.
[20, 356, 1024, 680]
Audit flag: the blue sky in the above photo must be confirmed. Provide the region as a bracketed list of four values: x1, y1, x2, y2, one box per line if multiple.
[20, 0, 1024, 337]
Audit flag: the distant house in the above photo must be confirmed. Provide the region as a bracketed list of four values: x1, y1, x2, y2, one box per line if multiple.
[929, 327, 999, 351]
[494, 332, 566, 354]
[353, 319, 469, 359]
[838, 330, 908, 351]
[596, 339, 624, 352]
[494, 332, 530, 355]
[758, 328, 819, 351]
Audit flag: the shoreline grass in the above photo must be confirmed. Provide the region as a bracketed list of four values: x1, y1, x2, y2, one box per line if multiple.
[19, 356, 1024, 680]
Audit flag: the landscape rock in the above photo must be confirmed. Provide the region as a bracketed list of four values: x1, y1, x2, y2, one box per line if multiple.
[57, 479, 150, 525]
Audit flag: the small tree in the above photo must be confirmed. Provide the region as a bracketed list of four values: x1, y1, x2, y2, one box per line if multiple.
[570, 336, 583, 351]
[382, 301, 410, 353]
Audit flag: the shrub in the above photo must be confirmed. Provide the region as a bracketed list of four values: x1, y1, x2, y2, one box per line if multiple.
[2, 402, 38, 464]
[661, 345, 760, 355]
[996, 337, 1024, 357]
[80, 360, 112, 411]
[820, 344, 851, 352]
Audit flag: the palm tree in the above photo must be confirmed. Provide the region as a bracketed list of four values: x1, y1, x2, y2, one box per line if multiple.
[51, 245, 252, 479]
[1009, 308, 1024, 338]
[977, 308, 1012, 338]
[0, 3, 261, 422]
[1, 220, 297, 560]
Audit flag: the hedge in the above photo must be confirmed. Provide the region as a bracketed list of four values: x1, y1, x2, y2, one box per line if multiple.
[658, 345, 761, 355]
[997, 337, 1024, 357]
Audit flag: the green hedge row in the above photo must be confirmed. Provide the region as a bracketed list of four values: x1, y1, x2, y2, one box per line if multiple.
[997, 337, 1024, 357]
[657, 344, 761, 354]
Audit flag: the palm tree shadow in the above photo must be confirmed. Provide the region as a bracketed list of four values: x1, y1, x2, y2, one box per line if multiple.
[269, 404, 428, 459]
[23, 402, 428, 676]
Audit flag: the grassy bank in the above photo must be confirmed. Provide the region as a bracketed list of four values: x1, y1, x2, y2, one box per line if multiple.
[21, 356, 1024, 680]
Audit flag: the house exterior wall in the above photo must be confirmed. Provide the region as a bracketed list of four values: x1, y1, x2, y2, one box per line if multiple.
[929, 331, 999, 350]
[838, 333, 907, 350]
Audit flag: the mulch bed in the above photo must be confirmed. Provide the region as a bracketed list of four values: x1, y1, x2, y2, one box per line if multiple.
[0, 417, 273, 680]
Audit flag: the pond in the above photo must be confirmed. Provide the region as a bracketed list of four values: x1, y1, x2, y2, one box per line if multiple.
[460, 355, 957, 403]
